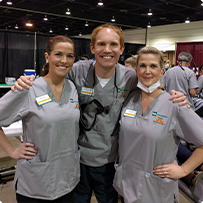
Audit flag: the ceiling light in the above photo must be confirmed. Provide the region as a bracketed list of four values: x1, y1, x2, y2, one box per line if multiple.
[85, 21, 89, 26]
[147, 22, 151, 28]
[66, 8, 71, 15]
[65, 25, 69, 30]
[49, 28, 53, 33]
[7, 0, 12, 5]
[185, 17, 190, 23]
[0, 0, 3, 2]
[98, 0, 103, 6]
[15, 24, 18, 29]
[201, 2, 203, 6]
[43, 15, 48, 21]
[111, 16, 115, 22]
[25, 21, 33, 27]
[148, 9, 152, 16]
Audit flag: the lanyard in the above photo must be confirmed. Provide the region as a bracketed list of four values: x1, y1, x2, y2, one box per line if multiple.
[80, 62, 119, 131]
[83, 61, 118, 104]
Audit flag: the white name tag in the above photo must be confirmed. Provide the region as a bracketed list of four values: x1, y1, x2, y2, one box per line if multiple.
[81, 87, 94, 96]
[123, 109, 137, 118]
[35, 94, 52, 106]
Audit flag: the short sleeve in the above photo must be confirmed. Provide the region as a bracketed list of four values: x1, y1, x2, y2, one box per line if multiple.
[189, 71, 198, 89]
[175, 105, 203, 147]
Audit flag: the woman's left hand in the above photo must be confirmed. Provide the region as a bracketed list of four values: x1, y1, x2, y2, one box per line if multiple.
[170, 90, 190, 108]
[153, 160, 187, 179]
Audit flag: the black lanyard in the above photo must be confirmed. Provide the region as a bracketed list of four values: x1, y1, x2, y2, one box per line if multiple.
[80, 62, 119, 131]
[83, 61, 118, 105]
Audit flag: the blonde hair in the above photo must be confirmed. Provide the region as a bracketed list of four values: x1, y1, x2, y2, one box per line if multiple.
[166, 60, 170, 65]
[136, 46, 164, 69]
[125, 56, 137, 68]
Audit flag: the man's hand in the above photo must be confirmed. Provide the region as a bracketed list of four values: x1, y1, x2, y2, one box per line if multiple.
[11, 75, 35, 91]
[170, 90, 190, 108]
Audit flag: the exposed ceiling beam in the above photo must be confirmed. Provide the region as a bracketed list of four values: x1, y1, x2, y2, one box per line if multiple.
[0, 5, 140, 29]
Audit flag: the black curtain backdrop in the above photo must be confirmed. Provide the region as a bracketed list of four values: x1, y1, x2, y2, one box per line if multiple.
[0, 31, 34, 82]
[72, 38, 94, 61]
[36, 34, 50, 76]
[119, 42, 145, 65]
[0, 32, 6, 83]
[0, 30, 145, 83]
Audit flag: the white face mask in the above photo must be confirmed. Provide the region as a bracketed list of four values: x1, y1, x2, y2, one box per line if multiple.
[137, 79, 161, 93]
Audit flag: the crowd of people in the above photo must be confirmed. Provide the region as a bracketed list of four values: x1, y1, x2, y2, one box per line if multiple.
[0, 23, 203, 203]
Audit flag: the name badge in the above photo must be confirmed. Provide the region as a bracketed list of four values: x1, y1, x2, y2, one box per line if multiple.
[123, 109, 137, 118]
[81, 87, 94, 96]
[35, 94, 52, 106]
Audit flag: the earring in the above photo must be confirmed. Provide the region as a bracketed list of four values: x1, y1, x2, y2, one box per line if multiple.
[46, 60, 49, 63]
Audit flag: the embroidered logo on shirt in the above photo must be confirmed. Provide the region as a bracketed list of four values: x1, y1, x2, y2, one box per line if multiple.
[152, 111, 157, 116]
[120, 93, 125, 97]
[155, 118, 164, 124]
[118, 88, 127, 98]
[70, 98, 79, 109]
[152, 112, 168, 125]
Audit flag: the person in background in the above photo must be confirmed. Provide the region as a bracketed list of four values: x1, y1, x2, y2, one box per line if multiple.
[191, 65, 203, 119]
[162, 51, 199, 110]
[113, 46, 203, 203]
[162, 52, 203, 192]
[0, 35, 80, 203]
[197, 64, 203, 99]
[164, 59, 170, 72]
[11, 24, 187, 203]
[79, 54, 90, 60]
[124, 55, 137, 69]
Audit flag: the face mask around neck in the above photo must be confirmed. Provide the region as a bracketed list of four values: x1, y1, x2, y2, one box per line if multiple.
[137, 79, 161, 93]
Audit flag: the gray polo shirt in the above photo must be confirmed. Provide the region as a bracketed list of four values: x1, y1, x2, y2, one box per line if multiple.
[0, 77, 80, 200]
[162, 65, 198, 109]
[68, 59, 138, 166]
[113, 90, 203, 203]
[198, 75, 203, 98]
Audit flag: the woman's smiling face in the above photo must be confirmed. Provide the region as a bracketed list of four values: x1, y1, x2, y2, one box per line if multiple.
[136, 53, 164, 87]
[45, 42, 75, 77]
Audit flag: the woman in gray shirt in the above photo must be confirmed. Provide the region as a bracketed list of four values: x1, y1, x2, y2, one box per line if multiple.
[0, 36, 80, 203]
[113, 46, 203, 203]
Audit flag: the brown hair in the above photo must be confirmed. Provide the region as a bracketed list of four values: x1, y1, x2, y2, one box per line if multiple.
[91, 23, 124, 47]
[136, 46, 164, 69]
[40, 35, 74, 76]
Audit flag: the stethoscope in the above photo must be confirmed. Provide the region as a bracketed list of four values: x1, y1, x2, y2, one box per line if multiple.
[79, 60, 119, 131]
[82, 60, 119, 106]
